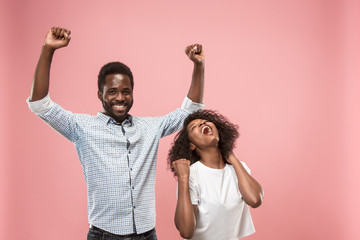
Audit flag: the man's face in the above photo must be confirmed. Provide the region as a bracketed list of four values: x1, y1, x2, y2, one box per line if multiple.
[98, 73, 133, 123]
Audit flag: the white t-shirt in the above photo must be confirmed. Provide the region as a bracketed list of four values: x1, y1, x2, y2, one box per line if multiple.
[187, 161, 255, 240]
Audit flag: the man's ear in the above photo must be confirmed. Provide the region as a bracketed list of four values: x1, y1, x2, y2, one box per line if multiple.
[97, 91, 102, 101]
[190, 142, 196, 151]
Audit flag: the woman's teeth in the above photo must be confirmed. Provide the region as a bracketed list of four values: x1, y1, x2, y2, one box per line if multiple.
[202, 126, 211, 135]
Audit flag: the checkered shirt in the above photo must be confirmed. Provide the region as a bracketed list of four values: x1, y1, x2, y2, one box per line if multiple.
[27, 95, 203, 234]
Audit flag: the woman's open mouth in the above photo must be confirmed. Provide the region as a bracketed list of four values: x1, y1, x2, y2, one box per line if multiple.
[201, 125, 213, 135]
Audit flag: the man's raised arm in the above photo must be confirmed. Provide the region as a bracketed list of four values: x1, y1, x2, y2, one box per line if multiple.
[185, 44, 204, 104]
[30, 27, 71, 102]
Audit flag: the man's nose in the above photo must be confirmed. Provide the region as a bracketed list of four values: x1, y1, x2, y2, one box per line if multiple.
[115, 93, 125, 101]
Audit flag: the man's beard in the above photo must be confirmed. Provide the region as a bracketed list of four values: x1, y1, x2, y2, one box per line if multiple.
[102, 100, 133, 123]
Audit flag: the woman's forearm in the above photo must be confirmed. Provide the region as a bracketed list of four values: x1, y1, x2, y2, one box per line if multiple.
[175, 177, 196, 239]
[230, 155, 264, 208]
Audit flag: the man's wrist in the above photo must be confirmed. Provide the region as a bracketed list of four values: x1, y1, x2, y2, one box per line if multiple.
[42, 44, 55, 55]
[194, 61, 205, 67]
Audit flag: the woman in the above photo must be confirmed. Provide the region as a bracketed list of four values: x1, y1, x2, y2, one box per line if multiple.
[168, 110, 264, 240]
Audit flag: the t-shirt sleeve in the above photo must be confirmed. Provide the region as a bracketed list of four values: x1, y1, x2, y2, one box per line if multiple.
[240, 161, 251, 175]
[189, 170, 200, 205]
[175, 174, 199, 206]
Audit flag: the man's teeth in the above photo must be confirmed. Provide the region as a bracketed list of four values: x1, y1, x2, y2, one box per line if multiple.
[113, 105, 125, 109]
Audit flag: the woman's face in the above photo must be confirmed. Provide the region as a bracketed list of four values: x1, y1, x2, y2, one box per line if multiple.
[187, 119, 219, 150]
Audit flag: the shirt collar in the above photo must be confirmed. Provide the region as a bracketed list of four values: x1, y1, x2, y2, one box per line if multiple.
[97, 112, 133, 126]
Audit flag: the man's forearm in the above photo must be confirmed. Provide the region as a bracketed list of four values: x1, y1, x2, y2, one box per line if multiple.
[30, 46, 55, 102]
[187, 62, 204, 103]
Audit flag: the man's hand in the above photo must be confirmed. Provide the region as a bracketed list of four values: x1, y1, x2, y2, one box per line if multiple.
[172, 159, 191, 179]
[43, 27, 71, 51]
[185, 43, 204, 103]
[185, 44, 204, 64]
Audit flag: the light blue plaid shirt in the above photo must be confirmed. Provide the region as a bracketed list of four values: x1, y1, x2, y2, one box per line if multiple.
[27, 95, 203, 235]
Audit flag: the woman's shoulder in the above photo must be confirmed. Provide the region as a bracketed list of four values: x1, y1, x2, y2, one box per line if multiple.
[227, 161, 251, 174]
[189, 161, 202, 177]
[190, 161, 201, 171]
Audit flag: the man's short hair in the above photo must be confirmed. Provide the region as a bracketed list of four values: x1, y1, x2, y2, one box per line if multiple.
[98, 61, 134, 92]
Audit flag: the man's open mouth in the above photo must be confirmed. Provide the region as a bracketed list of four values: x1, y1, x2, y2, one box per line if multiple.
[112, 103, 126, 111]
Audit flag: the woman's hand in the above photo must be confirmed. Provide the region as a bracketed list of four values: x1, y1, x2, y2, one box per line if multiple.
[173, 158, 196, 239]
[227, 152, 238, 165]
[172, 159, 191, 179]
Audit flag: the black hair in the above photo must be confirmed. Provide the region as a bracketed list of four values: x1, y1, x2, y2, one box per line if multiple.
[97, 61, 134, 92]
[168, 109, 239, 175]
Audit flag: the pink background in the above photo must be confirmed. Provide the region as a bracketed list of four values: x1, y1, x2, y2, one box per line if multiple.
[1, 0, 360, 239]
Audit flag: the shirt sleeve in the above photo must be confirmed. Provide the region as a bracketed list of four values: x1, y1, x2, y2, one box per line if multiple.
[26, 94, 54, 114]
[26, 95, 79, 142]
[181, 96, 204, 113]
[240, 161, 251, 175]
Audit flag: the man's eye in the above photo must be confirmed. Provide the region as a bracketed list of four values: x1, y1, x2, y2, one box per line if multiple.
[108, 91, 116, 95]
[123, 91, 131, 95]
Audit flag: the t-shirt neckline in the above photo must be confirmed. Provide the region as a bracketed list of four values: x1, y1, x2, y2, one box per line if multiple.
[198, 160, 228, 171]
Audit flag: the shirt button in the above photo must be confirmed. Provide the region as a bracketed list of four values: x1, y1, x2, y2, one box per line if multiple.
[132, 186, 135, 189]
[133, 206, 136, 209]
[130, 168, 133, 171]
[129, 151, 131, 154]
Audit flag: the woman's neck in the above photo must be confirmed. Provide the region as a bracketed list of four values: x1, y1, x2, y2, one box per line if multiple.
[199, 147, 225, 169]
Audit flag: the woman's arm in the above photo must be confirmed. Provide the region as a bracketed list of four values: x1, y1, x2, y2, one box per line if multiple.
[172, 159, 197, 239]
[228, 153, 264, 208]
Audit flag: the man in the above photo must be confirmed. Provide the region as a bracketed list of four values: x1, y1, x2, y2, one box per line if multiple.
[27, 26, 205, 239]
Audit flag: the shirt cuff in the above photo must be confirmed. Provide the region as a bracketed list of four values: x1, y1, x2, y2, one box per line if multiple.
[26, 94, 54, 114]
[181, 96, 204, 113]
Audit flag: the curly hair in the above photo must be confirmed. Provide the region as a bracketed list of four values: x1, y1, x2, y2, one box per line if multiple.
[168, 109, 239, 175]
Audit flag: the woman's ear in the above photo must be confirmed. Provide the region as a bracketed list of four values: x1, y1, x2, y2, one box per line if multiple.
[190, 142, 196, 151]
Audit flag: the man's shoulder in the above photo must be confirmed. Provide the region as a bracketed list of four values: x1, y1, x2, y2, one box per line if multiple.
[132, 108, 186, 122]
